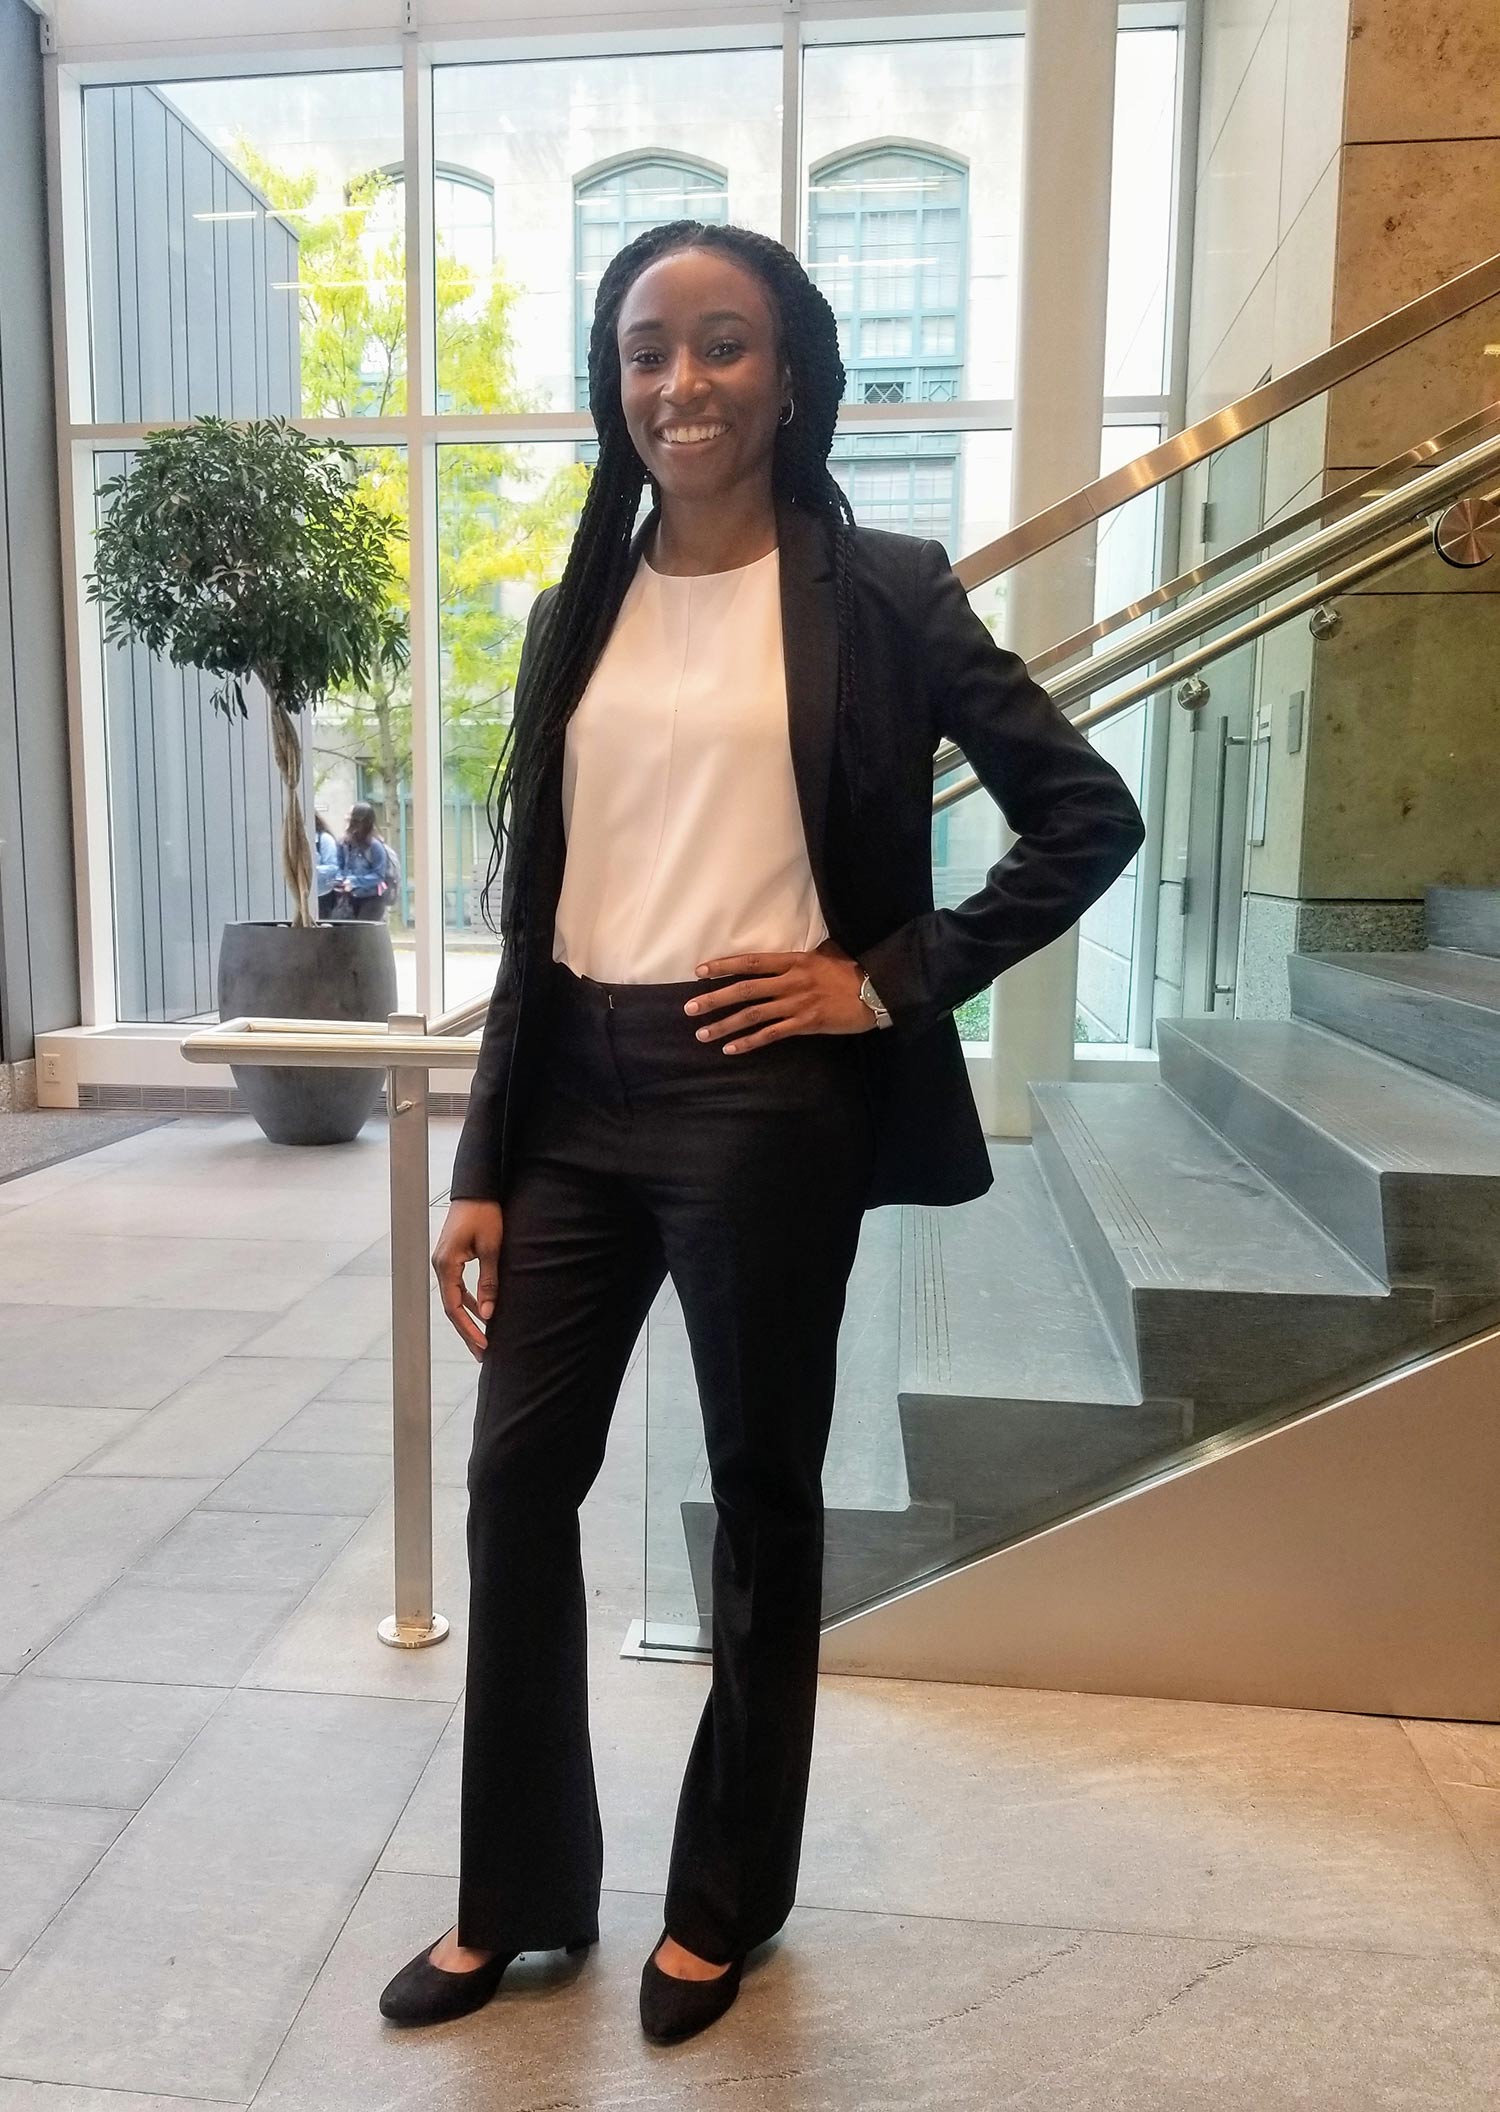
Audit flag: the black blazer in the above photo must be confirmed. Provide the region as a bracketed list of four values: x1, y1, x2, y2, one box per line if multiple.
[449, 486, 1145, 1211]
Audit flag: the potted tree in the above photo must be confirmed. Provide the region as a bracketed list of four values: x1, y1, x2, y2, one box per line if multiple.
[87, 414, 409, 1144]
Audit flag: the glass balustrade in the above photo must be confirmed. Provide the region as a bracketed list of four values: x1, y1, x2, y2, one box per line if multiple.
[637, 299, 1500, 1651]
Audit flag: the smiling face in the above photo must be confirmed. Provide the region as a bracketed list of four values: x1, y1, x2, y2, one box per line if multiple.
[616, 247, 792, 503]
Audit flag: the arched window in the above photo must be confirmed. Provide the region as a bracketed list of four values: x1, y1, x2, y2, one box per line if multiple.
[365, 161, 497, 414]
[808, 146, 967, 542]
[368, 159, 497, 272]
[573, 157, 728, 417]
[432, 165, 497, 286]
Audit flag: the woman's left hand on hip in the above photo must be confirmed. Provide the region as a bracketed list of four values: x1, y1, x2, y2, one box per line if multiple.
[683, 941, 875, 1052]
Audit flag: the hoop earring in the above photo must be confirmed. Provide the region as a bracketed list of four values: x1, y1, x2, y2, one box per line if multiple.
[778, 395, 795, 427]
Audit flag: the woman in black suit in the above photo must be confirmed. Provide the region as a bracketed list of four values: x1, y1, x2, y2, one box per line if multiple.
[380, 221, 1144, 2043]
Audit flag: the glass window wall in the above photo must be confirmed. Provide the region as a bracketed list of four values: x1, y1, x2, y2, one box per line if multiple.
[1104, 28, 1179, 397]
[65, 17, 1184, 1042]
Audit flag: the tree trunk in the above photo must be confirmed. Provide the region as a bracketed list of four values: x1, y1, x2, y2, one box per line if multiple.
[270, 699, 315, 928]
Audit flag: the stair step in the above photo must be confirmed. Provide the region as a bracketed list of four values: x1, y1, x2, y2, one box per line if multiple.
[1030, 1081, 1434, 1421]
[901, 1147, 1139, 1408]
[679, 1465, 957, 1625]
[1427, 885, 1500, 960]
[896, 1145, 1186, 1533]
[1290, 949, 1500, 1102]
[1159, 1016, 1500, 1291]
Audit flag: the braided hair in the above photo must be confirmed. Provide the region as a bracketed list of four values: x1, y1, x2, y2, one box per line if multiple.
[480, 219, 865, 956]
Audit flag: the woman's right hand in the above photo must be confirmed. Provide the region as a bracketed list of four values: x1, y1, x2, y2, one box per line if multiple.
[432, 1200, 505, 1361]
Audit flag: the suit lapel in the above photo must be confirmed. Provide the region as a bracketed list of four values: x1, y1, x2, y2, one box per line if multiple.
[773, 489, 840, 928]
[538, 487, 843, 943]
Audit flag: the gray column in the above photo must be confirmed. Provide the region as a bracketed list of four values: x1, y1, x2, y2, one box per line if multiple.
[986, 0, 1118, 1134]
[0, 0, 77, 1093]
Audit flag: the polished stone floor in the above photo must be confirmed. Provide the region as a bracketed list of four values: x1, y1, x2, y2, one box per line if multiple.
[0, 1115, 1495, 2110]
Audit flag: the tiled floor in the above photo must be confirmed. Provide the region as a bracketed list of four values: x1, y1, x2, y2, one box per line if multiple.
[0, 1115, 1496, 2109]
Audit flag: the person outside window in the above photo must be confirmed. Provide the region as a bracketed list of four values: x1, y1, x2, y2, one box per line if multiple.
[334, 802, 395, 921]
[313, 810, 341, 921]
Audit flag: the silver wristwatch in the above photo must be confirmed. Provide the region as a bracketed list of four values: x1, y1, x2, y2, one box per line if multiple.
[857, 968, 893, 1029]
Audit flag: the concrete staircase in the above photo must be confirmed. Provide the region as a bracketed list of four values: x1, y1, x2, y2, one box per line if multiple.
[676, 886, 1500, 1622]
[898, 883, 1500, 1559]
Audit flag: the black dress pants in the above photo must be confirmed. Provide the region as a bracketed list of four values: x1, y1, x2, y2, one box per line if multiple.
[456, 956, 876, 1963]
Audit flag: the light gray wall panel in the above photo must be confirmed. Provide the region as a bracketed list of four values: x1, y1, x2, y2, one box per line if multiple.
[87, 83, 300, 427]
[0, 0, 80, 1063]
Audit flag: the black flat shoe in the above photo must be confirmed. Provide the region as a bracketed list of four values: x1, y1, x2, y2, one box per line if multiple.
[639, 1927, 744, 2043]
[379, 1928, 595, 2026]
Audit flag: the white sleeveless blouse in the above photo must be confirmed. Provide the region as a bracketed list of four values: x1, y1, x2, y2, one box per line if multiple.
[551, 543, 830, 984]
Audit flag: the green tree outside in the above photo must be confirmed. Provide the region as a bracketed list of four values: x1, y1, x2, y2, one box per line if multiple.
[231, 144, 587, 925]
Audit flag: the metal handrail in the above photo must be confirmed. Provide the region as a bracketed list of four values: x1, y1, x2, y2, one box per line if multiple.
[201, 1018, 481, 1066]
[954, 246, 1500, 592]
[1065, 526, 1430, 734]
[430, 994, 491, 1037]
[183, 1009, 484, 1650]
[932, 520, 1438, 816]
[933, 428, 1500, 787]
[1046, 433, 1500, 712]
[1029, 401, 1500, 682]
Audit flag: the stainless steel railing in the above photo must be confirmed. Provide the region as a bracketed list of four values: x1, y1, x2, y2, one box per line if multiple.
[183, 1011, 481, 1650]
[429, 995, 491, 1037]
[1027, 402, 1500, 683]
[954, 246, 1500, 593]
[933, 431, 1500, 809]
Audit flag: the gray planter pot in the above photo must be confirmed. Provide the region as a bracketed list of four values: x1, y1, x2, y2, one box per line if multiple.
[216, 920, 399, 1145]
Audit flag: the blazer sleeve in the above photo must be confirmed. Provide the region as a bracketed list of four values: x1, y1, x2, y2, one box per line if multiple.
[448, 587, 557, 1204]
[855, 536, 1147, 1045]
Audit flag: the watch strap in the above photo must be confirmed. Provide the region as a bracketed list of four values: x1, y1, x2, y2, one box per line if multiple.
[857, 969, 893, 1028]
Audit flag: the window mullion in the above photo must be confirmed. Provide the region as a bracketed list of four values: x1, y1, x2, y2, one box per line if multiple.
[403, 35, 441, 1019]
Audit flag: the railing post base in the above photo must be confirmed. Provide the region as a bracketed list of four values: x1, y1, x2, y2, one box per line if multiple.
[378, 1612, 452, 1650]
